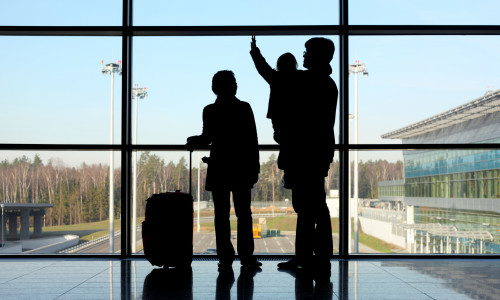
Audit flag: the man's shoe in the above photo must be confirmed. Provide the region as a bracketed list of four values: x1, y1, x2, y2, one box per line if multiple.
[277, 258, 297, 269]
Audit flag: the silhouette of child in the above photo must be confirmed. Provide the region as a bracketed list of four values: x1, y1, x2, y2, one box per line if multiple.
[250, 36, 299, 188]
[250, 35, 298, 145]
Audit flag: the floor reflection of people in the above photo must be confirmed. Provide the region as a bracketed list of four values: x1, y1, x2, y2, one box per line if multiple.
[280, 269, 333, 300]
[142, 267, 193, 299]
[216, 268, 235, 300]
[215, 267, 261, 300]
[237, 267, 261, 300]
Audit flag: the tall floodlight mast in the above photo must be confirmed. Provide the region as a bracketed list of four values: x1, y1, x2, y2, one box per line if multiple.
[102, 60, 122, 253]
[348, 60, 368, 253]
[132, 85, 148, 253]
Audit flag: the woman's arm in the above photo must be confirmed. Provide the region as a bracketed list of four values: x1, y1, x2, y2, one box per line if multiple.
[186, 106, 212, 151]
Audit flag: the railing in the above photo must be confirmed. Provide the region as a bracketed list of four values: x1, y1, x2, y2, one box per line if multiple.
[59, 230, 122, 254]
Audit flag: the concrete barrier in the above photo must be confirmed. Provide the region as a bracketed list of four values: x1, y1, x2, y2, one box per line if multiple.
[359, 216, 406, 248]
[24, 235, 79, 254]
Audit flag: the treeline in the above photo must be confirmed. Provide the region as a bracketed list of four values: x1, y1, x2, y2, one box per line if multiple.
[352, 159, 404, 199]
[0, 153, 402, 226]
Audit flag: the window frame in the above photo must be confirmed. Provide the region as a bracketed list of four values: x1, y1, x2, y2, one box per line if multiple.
[1, 0, 500, 259]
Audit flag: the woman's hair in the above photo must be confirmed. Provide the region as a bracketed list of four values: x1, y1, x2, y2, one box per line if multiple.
[212, 70, 237, 96]
[277, 52, 297, 72]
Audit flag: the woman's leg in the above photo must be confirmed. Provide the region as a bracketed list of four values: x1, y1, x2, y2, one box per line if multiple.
[212, 189, 235, 264]
[232, 188, 255, 264]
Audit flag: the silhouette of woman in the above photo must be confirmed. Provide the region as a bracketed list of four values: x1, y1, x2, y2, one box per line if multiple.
[187, 70, 261, 271]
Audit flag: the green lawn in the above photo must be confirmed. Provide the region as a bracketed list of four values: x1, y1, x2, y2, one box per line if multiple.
[358, 232, 395, 253]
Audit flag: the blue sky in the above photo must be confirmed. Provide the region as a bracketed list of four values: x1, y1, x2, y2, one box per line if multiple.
[1, 0, 500, 166]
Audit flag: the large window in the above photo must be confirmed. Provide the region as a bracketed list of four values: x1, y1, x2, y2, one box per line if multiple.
[1, 1, 499, 257]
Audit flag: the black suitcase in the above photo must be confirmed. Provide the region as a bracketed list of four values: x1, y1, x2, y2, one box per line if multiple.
[142, 152, 194, 268]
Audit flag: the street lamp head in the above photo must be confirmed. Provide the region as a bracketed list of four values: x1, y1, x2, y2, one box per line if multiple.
[101, 62, 122, 76]
[363, 71, 369, 77]
[133, 87, 148, 100]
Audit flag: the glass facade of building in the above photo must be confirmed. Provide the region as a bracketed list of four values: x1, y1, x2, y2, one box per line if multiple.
[405, 149, 500, 199]
[378, 180, 405, 198]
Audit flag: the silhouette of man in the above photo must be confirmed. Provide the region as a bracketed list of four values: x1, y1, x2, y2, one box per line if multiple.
[186, 70, 261, 271]
[251, 38, 338, 271]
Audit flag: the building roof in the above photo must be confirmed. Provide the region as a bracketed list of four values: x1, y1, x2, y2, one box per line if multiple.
[382, 89, 500, 139]
[0, 203, 54, 211]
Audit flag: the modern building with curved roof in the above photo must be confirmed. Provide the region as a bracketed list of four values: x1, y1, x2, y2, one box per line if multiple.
[380, 89, 500, 253]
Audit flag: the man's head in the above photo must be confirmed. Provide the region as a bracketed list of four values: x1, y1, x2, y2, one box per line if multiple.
[212, 70, 237, 96]
[303, 38, 335, 70]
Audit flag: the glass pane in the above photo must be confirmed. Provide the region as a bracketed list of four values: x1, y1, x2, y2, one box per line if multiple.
[133, 36, 340, 145]
[0, 37, 122, 144]
[350, 150, 499, 254]
[0, 0, 122, 26]
[350, 0, 500, 25]
[134, 1, 338, 26]
[349, 36, 500, 145]
[0, 151, 121, 254]
[133, 150, 339, 255]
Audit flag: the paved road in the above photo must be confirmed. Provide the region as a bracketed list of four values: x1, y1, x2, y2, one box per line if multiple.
[193, 231, 298, 254]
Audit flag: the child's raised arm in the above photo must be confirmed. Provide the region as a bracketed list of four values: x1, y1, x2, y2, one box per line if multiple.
[249, 35, 275, 84]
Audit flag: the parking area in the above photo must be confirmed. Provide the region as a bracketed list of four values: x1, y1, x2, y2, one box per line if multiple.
[193, 231, 296, 254]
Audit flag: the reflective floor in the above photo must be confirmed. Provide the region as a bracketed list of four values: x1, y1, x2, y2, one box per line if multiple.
[0, 258, 498, 299]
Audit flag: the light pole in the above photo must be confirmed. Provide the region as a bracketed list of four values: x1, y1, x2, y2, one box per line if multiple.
[197, 152, 201, 233]
[132, 85, 148, 253]
[348, 60, 368, 253]
[348, 113, 354, 252]
[102, 60, 122, 253]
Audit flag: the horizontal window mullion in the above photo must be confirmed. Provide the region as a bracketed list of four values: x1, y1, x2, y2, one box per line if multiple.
[0, 144, 123, 151]
[342, 144, 500, 150]
[132, 25, 340, 36]
[2, 25, 500, 36]
[1, 144, 498, 151]
[0, 26, 124, 36]
[347, 25, 500, 35]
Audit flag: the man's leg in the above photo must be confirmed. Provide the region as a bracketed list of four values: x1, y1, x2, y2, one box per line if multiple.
[279, 175, 332, 269]
[293, 183, 316, 264]
[310, 178, 333, 267]
[212, 189, 235, 266]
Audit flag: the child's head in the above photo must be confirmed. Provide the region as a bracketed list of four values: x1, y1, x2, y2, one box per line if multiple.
[277, 52, 297, 72]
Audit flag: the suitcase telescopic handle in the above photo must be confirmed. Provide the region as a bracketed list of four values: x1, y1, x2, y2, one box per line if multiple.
[189, 150, 192, 196]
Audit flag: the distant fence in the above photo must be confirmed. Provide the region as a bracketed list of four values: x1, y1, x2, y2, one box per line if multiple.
[360, 207, 406, 225]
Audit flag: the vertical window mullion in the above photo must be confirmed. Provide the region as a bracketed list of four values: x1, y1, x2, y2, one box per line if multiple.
[121, 0, 133, 258]
[339, 0, 350, 258]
